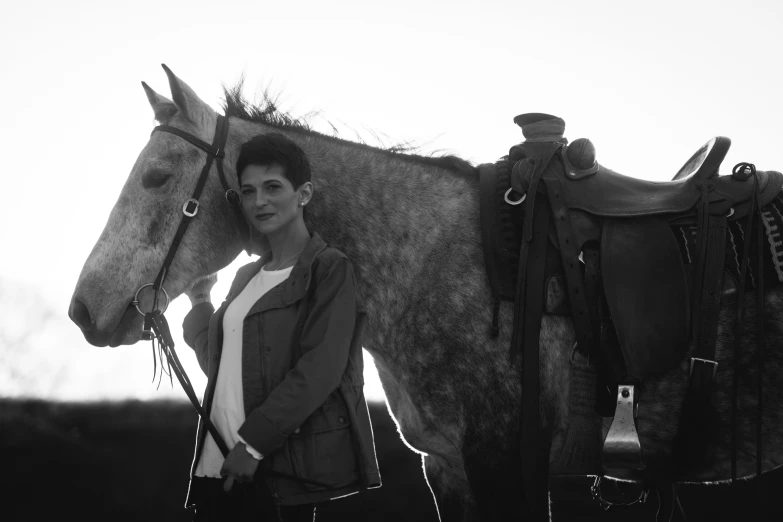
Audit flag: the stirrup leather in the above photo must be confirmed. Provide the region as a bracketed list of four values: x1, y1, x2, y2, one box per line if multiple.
[602, 384, 645, 471]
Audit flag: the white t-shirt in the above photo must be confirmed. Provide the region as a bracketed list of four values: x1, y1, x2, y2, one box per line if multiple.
[195, 265, 293, 478]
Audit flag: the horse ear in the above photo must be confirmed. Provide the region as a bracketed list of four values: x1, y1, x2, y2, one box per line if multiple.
[161, 64, 207, 123]
[142, 81, 177, 123]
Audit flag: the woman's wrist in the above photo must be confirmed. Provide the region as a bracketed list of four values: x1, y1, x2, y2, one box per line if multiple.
[189, 293, 211, 306]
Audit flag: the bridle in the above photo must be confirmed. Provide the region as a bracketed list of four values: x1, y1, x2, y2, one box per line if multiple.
[130, 114, 235, 458]
[132, 114, 235, 323]
[131, 115, 328, 488]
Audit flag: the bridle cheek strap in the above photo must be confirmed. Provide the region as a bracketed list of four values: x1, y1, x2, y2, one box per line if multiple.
[148, 115, 231, 306]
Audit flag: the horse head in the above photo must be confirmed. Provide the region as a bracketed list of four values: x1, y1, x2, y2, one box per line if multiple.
[69, 65, 245, 347]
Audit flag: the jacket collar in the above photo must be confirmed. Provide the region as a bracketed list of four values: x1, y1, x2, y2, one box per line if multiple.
[230, 232, 326, 301]
[258, 232, 327, 280]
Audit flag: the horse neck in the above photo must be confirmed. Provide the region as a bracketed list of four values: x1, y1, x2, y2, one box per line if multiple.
[226, 118, 478, 310]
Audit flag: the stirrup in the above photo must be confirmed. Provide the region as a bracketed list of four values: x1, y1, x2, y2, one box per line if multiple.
[602, 384, 645, 471]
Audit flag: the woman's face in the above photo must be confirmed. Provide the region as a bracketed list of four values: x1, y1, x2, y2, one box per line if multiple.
[240, 163, 311, 236]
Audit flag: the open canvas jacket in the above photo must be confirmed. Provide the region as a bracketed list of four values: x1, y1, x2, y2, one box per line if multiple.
[182, 233, 381, 506]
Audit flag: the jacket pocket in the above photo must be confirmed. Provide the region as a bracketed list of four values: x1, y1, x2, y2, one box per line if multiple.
[289, 393, 358, 491]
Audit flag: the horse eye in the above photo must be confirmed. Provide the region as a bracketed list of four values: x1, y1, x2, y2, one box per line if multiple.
[141, 169, 173, 189]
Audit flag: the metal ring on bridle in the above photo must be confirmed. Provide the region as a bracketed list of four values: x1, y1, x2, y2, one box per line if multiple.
[225, 188, 241, 207]
[132, 284, 170, 316]
[504, 187, 527, 205]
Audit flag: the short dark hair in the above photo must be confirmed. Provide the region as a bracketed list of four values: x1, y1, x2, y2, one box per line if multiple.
[236, 133, 311, 189]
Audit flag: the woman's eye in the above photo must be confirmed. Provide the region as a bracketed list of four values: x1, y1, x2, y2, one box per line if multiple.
[141, 169, 173, 189]
[241, 189, 254, 196]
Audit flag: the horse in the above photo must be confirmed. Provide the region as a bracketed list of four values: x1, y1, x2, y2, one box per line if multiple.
[69, 65, 783, 521]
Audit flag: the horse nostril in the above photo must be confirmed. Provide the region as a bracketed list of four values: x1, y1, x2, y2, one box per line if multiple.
[69, 298, 93, 331]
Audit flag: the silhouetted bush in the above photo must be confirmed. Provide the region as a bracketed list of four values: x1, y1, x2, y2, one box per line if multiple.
[0, 398, 437, 522]
[1, 398, 780, 521]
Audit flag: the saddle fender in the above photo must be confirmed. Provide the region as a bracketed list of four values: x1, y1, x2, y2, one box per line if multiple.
[601, 218, 691, 380]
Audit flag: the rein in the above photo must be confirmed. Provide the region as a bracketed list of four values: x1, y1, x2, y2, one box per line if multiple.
[134, 116, 329, 488]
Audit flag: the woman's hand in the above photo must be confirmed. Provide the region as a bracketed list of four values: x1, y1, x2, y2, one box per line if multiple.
[185, 273, 218, 306]
[220, 442, 261, 492]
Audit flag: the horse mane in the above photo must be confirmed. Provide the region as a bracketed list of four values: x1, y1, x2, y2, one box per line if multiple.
[221, 82, 477, 179]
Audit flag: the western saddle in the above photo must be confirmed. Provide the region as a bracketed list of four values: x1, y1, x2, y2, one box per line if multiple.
[478, 113, 782, 520]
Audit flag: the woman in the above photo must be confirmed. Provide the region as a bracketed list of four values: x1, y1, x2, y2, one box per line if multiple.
[181, 133, 381, 521]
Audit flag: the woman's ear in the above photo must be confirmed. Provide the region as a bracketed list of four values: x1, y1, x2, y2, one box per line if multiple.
[299, 181, 314, 206]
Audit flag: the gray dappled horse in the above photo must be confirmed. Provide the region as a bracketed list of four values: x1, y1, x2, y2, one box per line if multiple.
[69, 66, 783, 521]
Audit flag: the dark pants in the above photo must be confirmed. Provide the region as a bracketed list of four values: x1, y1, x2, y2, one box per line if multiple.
[190, 476, 316, 522]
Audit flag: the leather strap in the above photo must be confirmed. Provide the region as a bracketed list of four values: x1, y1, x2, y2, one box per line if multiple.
[753, 189, 766, 516]
[582, 244, 602, 349]
[149, 310, 229, 454]
[150, 116, 230, 304]
[152, 124, 227, 159]
[508, 143, 554, 519]
[511, 156, 548, 359]
[516, 192, 551, 519]
[729, 168, 765, 486]
[478, 162, 503, 332]
[672, 184, 727, 472]
[543, 170, 595, 356]
[754, 196, 765, 481]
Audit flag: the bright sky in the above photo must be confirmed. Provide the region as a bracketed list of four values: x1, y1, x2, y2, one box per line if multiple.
[1, 0, 781, 402]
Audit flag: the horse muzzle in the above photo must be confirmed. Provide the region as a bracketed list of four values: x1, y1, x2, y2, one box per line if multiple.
[69, 295, 144, 347]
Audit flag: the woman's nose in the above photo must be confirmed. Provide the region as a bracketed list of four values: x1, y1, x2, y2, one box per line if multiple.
[253, 192, 268, 207]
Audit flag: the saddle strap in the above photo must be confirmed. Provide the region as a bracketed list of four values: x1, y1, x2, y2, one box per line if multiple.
[672, 196, 727, 472]
[515, 192, 552, 519]
[690, 182, 728, 351]
[731, 168, 766, 484]
[542, 173, 595, 355]
[478, 162, 504, 336]
[582, 245, 601, 341]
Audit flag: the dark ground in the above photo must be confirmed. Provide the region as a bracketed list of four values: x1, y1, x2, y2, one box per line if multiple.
[1, 398, 780, 521]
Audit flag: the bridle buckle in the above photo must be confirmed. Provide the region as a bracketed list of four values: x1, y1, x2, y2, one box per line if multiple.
[183, 198, 200, 217]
